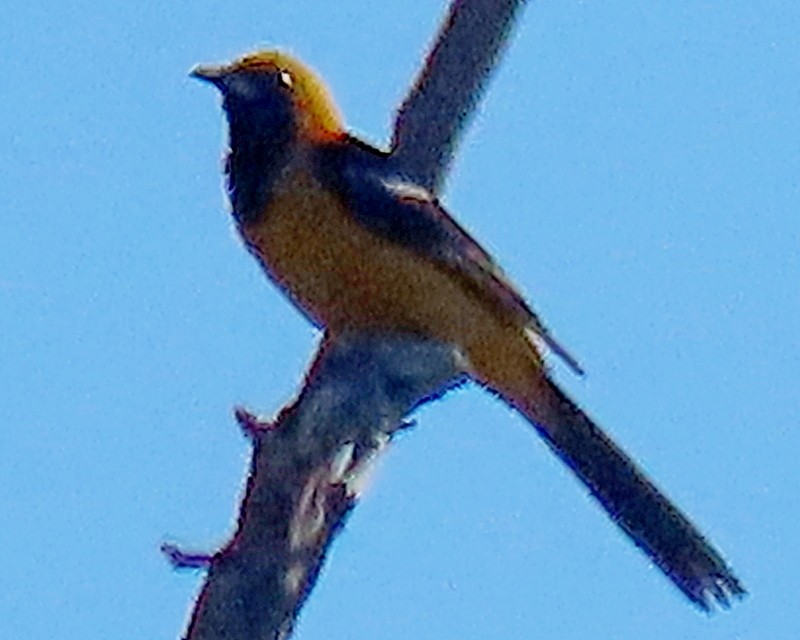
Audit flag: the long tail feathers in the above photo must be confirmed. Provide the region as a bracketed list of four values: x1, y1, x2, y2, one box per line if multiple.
[516, 375, 746, 611]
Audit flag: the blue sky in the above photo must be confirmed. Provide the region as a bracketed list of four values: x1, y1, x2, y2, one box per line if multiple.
[1, 1, 797, 638]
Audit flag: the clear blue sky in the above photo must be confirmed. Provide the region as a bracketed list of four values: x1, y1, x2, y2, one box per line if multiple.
[2, 1, 797, 638]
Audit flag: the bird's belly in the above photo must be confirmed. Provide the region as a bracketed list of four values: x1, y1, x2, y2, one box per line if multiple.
[241, 170, 537, 384]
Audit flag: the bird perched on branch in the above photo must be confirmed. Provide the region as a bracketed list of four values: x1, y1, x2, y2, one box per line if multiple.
[191, 49, 744, 610]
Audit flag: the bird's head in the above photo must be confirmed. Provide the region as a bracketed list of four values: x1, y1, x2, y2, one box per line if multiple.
[191, 50, 345, 144]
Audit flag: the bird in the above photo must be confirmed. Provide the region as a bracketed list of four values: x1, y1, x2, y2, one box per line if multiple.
[191, 49, 745, 610]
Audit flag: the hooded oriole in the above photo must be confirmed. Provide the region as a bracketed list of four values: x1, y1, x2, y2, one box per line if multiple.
[191, 50, 744, 609]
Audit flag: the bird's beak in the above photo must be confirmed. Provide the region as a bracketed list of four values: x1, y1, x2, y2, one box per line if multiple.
[190, 63, 228, 90]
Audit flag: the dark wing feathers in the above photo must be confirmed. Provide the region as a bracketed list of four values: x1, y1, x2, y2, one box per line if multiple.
[314, 138, 583, 375]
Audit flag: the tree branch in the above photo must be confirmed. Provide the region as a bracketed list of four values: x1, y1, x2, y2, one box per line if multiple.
[391, 0, 527, 193]
[174, 1, 526, 637]
[174, 334, 465, 640]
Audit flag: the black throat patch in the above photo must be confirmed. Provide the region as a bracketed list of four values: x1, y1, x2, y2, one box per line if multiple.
[223, 94, 296, 225]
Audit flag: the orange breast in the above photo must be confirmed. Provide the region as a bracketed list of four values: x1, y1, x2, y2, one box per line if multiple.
[241, 166, 543, 392]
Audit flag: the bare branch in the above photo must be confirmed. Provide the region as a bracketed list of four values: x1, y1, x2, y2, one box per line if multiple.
[179, 334, 465, 640]
[176, 2, 533, 637]
[391, 0, 527, 192]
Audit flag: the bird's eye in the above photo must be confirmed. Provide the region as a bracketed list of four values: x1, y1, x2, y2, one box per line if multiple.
[277, 70, 293, 89]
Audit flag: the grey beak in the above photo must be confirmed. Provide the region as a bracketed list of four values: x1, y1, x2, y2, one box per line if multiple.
[190, 63, 228, 90]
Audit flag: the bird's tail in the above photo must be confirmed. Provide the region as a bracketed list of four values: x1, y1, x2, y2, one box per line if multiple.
[499, 371, 746, 610]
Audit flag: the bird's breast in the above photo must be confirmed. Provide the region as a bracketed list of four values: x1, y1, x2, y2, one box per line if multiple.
[239, 166, 539, 384]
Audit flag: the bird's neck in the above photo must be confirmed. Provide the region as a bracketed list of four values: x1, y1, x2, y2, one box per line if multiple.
[225, 109, 295, 225]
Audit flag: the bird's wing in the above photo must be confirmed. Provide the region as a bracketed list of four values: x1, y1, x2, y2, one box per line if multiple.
[314, 138, 583, 375]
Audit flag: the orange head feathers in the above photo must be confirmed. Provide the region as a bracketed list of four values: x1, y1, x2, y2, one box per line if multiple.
[191, 50, 345, 144]
[192, 50, 349, 221]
